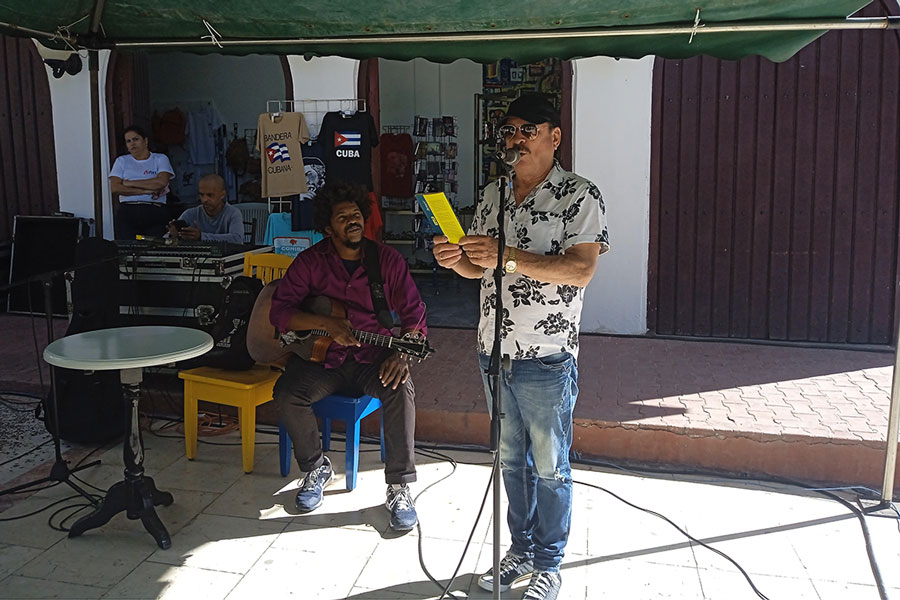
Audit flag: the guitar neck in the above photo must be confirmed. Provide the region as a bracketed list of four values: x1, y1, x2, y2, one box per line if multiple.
[308, 328, 397, 350]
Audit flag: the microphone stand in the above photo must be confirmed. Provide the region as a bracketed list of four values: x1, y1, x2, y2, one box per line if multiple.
[488, 158, 515, 600]
[0, 254, 122, 501]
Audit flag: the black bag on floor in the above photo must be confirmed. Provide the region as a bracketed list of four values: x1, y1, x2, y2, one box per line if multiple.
[43, 238, 126, 443]
[196, 275, 263, 371]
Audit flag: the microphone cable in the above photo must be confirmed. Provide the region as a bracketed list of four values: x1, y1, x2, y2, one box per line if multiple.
[403, 440, 768, 600]
[398, 439, 899, 600]
[573, 476, 771, 600]
[374, 439, 770, 600]
[378, 438, 900, 600]
[414, 446, 498, 600]
[0, 442, 105, 530]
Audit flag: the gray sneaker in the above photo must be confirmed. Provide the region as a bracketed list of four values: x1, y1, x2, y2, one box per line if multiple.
[295, 456, 333, 513]
[477, 551, 535, 592]
[522, 570, 561, 600]
[386, 484, 418, 531]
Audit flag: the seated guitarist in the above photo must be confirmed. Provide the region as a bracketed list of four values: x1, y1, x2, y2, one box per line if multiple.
[268, 181, 427, 531]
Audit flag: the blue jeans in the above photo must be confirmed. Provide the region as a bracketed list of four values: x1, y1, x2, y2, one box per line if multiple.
[478, 352, 578, 572]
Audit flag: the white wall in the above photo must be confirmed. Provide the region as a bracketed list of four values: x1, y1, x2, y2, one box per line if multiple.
[378, 58, 481, 207]
[38, 43, 115, 238]
[573, 56, 654, 335]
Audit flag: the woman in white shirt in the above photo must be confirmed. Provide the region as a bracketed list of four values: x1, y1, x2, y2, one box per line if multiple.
[109, 125, 174, 239]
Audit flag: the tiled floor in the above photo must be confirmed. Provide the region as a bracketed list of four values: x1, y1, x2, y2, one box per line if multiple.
[1, 429, 898, 599]
[2, 306, 897, 492]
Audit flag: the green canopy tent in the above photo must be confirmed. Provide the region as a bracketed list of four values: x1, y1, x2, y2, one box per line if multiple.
[2, 0, 899, 507]
[0, 1, 894, 63]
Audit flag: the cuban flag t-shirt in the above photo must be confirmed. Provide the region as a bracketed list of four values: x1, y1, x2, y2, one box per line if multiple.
[320, 111, 379, 191]
[257, 112, 311, 197]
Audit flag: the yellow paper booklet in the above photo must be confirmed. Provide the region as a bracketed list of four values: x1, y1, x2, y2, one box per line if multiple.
[415, 192, 466, 244]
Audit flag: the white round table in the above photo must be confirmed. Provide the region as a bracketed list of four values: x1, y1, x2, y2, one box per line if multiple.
[44, 326, 213, 549]
[43, 326, 213, 372]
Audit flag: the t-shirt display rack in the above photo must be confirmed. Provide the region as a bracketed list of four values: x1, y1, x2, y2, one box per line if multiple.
[263, 98, 367, 213]
[254, 98, 367, 254]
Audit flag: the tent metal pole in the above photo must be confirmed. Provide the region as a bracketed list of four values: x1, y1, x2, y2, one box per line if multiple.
[89, 0, 106, 237]
[89, 50, 103, 238]
[90, 0, 107, 33]
[882, 332, 900, 503]
[112, 16, 900, 50]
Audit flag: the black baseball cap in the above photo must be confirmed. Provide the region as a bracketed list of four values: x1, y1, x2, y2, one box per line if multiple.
[504, 95, 561, 128]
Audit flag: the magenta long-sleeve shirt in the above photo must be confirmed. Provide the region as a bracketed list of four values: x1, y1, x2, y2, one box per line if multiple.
[269, 238, 427, 368]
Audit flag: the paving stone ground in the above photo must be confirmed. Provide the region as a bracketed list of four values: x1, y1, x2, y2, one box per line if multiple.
[2, 314, 897, 494]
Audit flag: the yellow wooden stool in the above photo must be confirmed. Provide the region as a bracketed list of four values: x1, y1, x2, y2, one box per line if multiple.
[178, 365, 282, 473]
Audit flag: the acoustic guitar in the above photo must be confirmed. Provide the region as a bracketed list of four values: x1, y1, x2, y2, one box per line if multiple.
[246, 280, 434, 365]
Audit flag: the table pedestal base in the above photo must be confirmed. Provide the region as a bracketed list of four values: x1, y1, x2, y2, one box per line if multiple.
[68, 475, 174, 548]
[67, 368, 176, 549]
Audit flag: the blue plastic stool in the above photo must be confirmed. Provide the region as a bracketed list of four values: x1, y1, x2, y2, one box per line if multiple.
[279, 394, 386, 491]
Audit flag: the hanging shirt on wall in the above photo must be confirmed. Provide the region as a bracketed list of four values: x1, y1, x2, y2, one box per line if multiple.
[291, 141, 327, 231]
[364, 192, 383, 241]
[187, 104, 224, 165]
[300, 140, 327, 200]
[257, 112, 311, 198]
[380, 133, 414, 197]
[320, 111, 378, 191]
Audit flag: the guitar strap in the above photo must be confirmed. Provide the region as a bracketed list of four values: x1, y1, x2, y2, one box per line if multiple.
[362, 238, 394, 330]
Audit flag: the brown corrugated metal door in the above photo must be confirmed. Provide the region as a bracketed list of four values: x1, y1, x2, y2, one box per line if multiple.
[648, 2, 900, 345]
[0, 35, 59, 243]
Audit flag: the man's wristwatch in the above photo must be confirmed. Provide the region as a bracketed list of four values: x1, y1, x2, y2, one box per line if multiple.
[504, 246, 518, 274]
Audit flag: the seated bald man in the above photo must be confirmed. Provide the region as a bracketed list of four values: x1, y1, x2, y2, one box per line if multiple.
[168, 174, 245, 244]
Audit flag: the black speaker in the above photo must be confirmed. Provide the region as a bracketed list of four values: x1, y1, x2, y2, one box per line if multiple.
[8, 216, 88, 316]
[69, 238, 120, 332]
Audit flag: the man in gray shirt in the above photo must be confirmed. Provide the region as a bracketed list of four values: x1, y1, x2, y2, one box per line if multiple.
[168, 174, 244, 244]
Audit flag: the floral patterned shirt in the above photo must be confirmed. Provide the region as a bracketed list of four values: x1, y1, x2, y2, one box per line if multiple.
[469, 162, 609, 360]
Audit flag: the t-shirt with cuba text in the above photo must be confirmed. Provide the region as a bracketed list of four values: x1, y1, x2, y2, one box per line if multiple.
[257, 112, 311, 198]
[319, 111, 378, 191]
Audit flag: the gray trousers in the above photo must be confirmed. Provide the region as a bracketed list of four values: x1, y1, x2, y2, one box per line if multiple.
[273, 355, 417, 484]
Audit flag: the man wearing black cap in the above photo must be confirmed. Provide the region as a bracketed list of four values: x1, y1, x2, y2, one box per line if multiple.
[433, 95, 609, 600]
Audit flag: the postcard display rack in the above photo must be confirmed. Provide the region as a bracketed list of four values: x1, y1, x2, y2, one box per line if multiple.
[382, 116, 459, 275]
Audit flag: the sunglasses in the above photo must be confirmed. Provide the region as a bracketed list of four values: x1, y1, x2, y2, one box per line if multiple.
[497, 123, 544, 140]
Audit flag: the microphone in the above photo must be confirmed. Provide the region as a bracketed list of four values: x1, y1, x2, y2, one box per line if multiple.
[494, 147, 520, 166]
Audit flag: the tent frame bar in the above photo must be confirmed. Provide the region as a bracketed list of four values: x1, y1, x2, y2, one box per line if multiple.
[89, 0, 106, 238]
[0, 21, 74, 44]
[109, 16, 900, 50]
[1, 16, 897, 50]
[883, 326, 900, 502]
